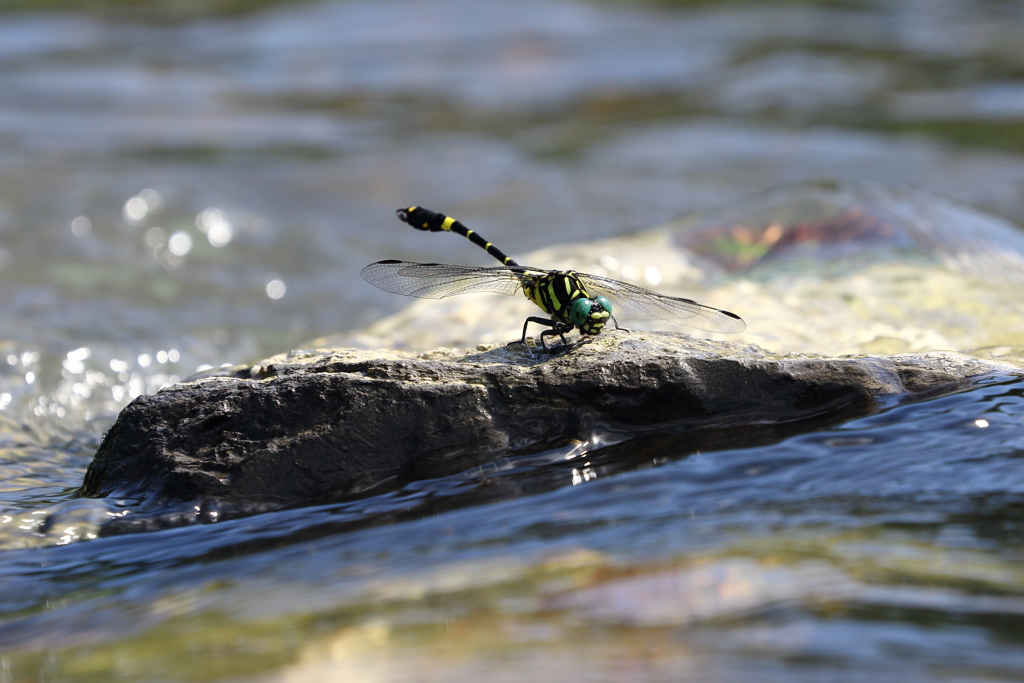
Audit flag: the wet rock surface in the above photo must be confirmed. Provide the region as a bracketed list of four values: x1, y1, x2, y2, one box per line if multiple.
[80, 331, 1022, 534]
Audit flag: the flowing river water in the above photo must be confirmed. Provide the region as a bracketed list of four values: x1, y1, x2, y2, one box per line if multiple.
[3, 1, 1024, 681]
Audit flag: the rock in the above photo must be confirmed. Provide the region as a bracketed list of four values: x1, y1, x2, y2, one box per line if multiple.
[79, 332, 1022, 533]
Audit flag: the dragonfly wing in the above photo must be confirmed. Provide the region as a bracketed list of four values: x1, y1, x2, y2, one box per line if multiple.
[360, 260, 530, 299]
[577, 273, 746, 334]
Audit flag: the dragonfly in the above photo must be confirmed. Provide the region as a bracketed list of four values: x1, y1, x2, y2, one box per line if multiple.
[360, 207, 745, 352]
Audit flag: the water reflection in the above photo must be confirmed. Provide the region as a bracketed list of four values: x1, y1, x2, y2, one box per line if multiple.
[265, 277, 286, 299]
[122, 195, 148, 222]
[0, 342, 194, 451]
[122, 189, 162, 223]
[167, 230, 192, 257]
[69, 216, 91, 237]
[196, 207, 233, 247]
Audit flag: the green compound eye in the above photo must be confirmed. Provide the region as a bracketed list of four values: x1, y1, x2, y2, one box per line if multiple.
[595, 295, 612, 315]
[570, 298, 593, 326]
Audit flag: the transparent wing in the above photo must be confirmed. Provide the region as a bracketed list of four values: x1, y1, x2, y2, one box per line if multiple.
[577, 273, 746, 334]
[360, 260, 541, 299]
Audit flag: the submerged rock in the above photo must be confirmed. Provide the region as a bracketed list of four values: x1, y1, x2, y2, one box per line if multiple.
[80, 331, 1021, 533]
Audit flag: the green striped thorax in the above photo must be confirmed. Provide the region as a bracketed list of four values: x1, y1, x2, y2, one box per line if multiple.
[523, 271, 613, 336]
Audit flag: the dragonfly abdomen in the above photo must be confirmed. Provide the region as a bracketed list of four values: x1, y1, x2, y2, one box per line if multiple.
[397, 206, 519, 268]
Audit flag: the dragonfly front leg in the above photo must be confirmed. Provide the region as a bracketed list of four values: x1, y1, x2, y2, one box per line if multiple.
[610, 314, 629, 333]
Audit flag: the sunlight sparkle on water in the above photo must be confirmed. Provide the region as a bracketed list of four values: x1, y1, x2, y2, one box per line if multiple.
[975, 419, 990, 428]
[123, 197, 147, 223]
[146, 349, 179, 366]
[63, 347, 91, 374]
[70, 216, 92, 237]
[122, 189, 163, 223]
[266, 278, 286, 299]
[168, 231, 193, 257]
[196, 208, 233, 247]
[571, 465, 597, 485]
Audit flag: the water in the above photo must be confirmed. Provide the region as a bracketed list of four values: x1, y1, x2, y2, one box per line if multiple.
[4, 375, 1024, 680]
[3, 0, 1024, 680]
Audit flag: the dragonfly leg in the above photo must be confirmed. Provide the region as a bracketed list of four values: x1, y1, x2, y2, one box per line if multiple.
[610, 315, 630, 334]
[509, 316, 555, 351]
[515, 317, 573, 353]
[519, 316, 555, 343]
[539, 326, 573, 353]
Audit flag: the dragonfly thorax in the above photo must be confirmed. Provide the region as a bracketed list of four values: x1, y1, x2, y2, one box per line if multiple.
[521, 271, 612, 335]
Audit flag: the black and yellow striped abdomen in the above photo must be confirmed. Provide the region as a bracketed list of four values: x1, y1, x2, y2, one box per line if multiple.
[398, 206, 518, 267]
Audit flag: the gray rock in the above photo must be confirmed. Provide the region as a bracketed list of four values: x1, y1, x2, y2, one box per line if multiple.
[79, 332, 1022, 532]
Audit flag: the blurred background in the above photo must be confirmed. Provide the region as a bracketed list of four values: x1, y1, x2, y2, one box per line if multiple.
[3, 0, 1024, 434]
[4, 0, 1024, 681]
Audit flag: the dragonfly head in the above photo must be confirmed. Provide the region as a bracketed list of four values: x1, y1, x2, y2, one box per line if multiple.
[570, 295, 612, 335]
